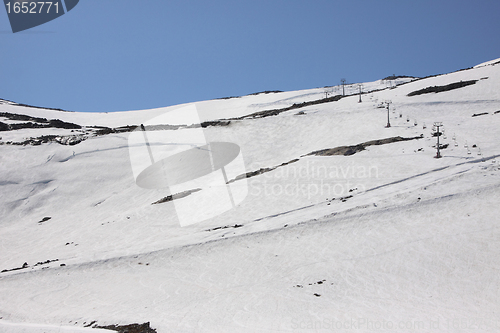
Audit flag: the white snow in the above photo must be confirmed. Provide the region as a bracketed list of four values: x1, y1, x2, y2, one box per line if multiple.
[1, 59, 499, 332]
[0, 321, 114, 333]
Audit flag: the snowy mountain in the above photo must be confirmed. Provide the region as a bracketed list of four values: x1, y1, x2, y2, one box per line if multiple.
[0, 60, 499, 332]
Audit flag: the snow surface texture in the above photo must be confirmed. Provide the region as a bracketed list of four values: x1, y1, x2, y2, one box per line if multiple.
[0, 61, 499, 332]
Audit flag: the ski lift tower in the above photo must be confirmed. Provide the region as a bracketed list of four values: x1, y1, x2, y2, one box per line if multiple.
[341, 78, 346, 96]
[433, 122, 443, 158]
[358, 84, 363, 103]
[385, 100, 392, 128]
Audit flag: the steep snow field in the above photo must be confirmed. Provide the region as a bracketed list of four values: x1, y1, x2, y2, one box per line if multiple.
[0, 61, 499, 332]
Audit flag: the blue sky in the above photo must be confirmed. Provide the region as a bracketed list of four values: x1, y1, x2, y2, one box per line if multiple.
[1, 0, 499, 112]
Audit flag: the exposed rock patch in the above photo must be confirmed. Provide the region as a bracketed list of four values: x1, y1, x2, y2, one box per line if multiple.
[152, 189, 202, 205]
[200, 120, 231, 128]
[34, 259, 59, 266]
[95, 322, 157, 333]
[1, 262, 29, 273]
[206, 224, 243, 232]
[5, 135, 86, 146]
[305, 135, 423, 157]
[383, 75, 414, 80]
[230, 95, 343, 120]
[407, 80, 478, 96]
[0, 112, 81, 130]
[38, 217, 52, 223]
[216, 90, 284, 100]
[227, 159, 299, 184]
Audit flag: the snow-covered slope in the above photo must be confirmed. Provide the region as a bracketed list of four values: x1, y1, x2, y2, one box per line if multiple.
[0, 61, 499, 332]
